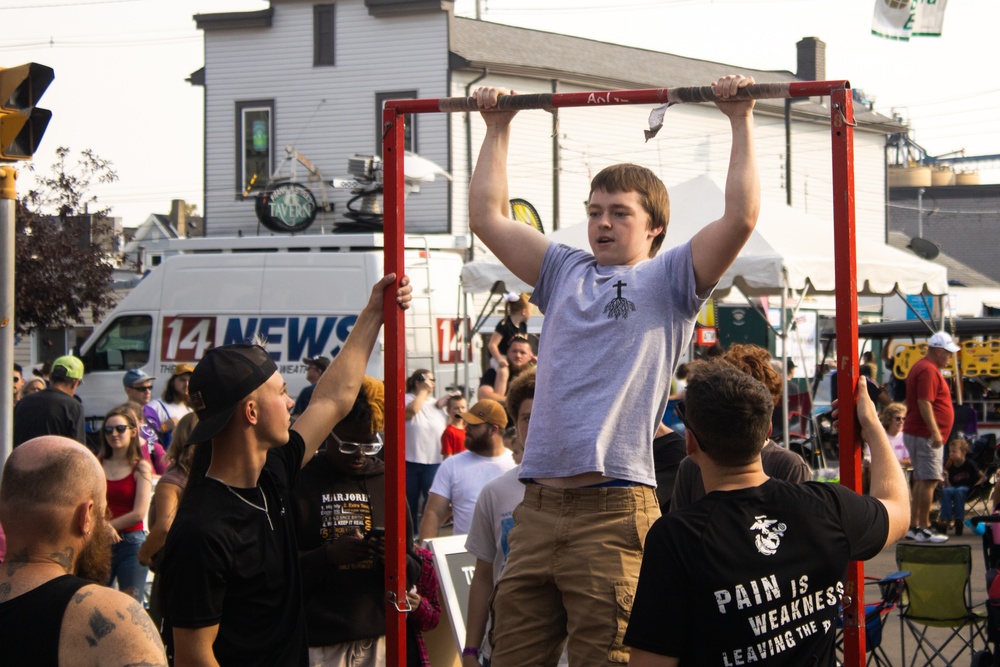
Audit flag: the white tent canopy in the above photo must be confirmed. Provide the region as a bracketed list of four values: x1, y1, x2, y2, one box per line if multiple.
[460, 174, 949, 298]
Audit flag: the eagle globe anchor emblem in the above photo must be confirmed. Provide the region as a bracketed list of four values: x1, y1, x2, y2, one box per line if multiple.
[750, 515, 787, 556]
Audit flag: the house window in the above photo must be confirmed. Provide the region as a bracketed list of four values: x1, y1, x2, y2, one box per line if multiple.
[314, 4, 335, 66]
[376, 91, 416, 155]
[236, 100, 274, 196]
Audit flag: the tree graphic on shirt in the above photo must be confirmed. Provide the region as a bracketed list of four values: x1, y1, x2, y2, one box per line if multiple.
[603, 280, 636, 320]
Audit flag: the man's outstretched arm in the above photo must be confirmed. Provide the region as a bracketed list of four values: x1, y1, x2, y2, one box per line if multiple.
[469, 87, 551, 287]
[859, 381, 911, 547]
[689, 74, 760, 296]
[293, 274, 411, 463]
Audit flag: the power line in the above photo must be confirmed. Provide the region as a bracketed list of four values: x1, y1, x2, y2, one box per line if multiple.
[0, 0, 148, 9]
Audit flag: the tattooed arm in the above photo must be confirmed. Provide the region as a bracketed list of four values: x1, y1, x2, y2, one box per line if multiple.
[61, 585, 167, 667]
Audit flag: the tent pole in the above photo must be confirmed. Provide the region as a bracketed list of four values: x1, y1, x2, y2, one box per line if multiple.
[781, 277, 790, 448]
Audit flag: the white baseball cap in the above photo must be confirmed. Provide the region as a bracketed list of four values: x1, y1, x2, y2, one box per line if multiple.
[928, 331, 960, 353]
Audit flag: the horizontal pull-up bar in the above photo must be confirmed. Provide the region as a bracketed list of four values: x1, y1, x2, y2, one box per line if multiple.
[381, 80, 864, 667]
[385, 80, 850, 114]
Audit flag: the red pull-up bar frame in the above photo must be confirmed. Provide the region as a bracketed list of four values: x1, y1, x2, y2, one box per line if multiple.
[381, 80, 863, 667]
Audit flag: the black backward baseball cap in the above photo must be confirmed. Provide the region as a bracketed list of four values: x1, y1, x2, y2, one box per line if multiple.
[187, 344, 278, 444]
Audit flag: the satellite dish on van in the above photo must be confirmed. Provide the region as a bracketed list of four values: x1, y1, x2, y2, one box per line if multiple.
[908, 237, 940, 260]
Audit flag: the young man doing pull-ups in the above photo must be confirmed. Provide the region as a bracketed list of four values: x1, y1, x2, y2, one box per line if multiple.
[468, 75, 760, 665]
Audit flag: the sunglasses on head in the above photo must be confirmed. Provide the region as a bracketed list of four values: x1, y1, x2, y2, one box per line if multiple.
[674, 401, 708, 448]
[333, 432, 384, 456]
[103, 424, 131, 435]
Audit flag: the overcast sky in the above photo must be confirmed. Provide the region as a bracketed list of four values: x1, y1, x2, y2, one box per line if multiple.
[3, 0, 997, 229]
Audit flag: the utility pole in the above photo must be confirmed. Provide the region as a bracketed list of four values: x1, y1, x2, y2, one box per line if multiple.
[0, 62, 55, 461]
[0, 166, 15, 461]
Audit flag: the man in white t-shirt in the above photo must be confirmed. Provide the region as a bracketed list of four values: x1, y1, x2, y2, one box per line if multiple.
[463, 371, 534, 667]
[419, 399, 516, 539]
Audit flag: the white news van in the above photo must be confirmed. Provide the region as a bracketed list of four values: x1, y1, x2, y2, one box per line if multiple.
[76, 234, 475, 425]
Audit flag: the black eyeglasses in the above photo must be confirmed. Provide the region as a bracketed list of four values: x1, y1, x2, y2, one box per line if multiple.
[103, 424, 131, 435]
[335, 432, 384, 456]
[130, 385, 153, 393]
[674, 401, 707, 449]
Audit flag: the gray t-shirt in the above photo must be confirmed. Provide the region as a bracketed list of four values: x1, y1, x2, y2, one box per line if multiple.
[670, 441, 813, 512]
[524, 240, 706, 486]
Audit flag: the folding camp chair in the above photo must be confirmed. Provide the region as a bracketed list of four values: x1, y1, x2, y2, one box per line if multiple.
[896, 543, 989, 666]
[967, 434, 999, 519]
[835, 571, 909, 666]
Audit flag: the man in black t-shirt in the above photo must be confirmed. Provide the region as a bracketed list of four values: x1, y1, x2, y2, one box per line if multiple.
[625, 363, 910, 667]
[159, 275, 411, 667]
[477, 336, 533, 404]
[12, 355, 86, 447]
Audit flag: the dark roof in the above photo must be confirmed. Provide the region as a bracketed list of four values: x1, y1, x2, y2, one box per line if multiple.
[195, 8, 272, 31]
[849, 318, 1000, 339]
[887, 231, 1000, 289]
[450, 18, 901, 132]
[187, 67, 205, 87]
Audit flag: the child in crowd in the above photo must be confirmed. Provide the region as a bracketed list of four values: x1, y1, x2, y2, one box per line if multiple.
[441, 394, 467, 459]
[939, 438, 985, 535]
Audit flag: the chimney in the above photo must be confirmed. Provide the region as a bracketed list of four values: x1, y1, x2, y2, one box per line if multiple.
[796, 37, 826, 82]
[169, 199, 187, 238]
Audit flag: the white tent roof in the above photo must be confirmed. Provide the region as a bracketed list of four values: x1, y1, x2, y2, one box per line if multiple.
[460, 174, 949, 297]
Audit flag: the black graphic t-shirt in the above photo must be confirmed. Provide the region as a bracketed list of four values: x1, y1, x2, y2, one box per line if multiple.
[291, 454, 387, 646]
[625, 478, 888, 666]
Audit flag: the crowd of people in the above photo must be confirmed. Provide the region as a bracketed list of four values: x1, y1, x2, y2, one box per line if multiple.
[0, 72, 983, 667]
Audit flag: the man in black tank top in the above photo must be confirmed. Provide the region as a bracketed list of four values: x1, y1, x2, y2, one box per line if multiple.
[0, 435, 167, 666]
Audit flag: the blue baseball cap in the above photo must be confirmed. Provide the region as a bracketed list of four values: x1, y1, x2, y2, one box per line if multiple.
[123, 368, 156, 389]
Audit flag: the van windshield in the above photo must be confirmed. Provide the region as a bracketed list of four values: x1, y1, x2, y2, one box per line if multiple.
[82, 315, 153, 371]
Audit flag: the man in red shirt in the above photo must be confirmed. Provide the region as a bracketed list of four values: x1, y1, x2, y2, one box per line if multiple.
[903, 331, 959, 543]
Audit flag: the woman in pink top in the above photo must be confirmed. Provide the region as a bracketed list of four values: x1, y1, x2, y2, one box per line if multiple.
[101, 404, 153, 603]
[880, 402, 910, 467]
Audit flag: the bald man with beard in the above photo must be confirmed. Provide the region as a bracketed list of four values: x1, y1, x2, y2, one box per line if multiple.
[0, 436, 167, 666]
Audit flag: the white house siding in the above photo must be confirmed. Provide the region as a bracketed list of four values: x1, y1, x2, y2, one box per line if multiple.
[451, 71, 890, 253]
[756, 116, 887, 244]
[202, 1, 452, 237]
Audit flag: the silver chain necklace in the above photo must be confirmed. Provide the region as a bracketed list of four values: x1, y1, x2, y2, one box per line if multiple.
[207, 476, 274, 531]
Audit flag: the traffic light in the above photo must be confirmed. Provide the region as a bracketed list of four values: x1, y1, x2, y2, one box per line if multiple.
[0, 63, 53, 161]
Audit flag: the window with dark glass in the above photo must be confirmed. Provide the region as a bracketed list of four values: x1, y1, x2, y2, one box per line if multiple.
[236, 100, 274, 196]
[314, 4, 335, 66]
[82, 315, 152, 371]
[376, 91, 416, 155]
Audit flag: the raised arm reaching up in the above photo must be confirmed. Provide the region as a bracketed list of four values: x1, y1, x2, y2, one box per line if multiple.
[689, 74, 760, 295]
[469, 87, 551, 287]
